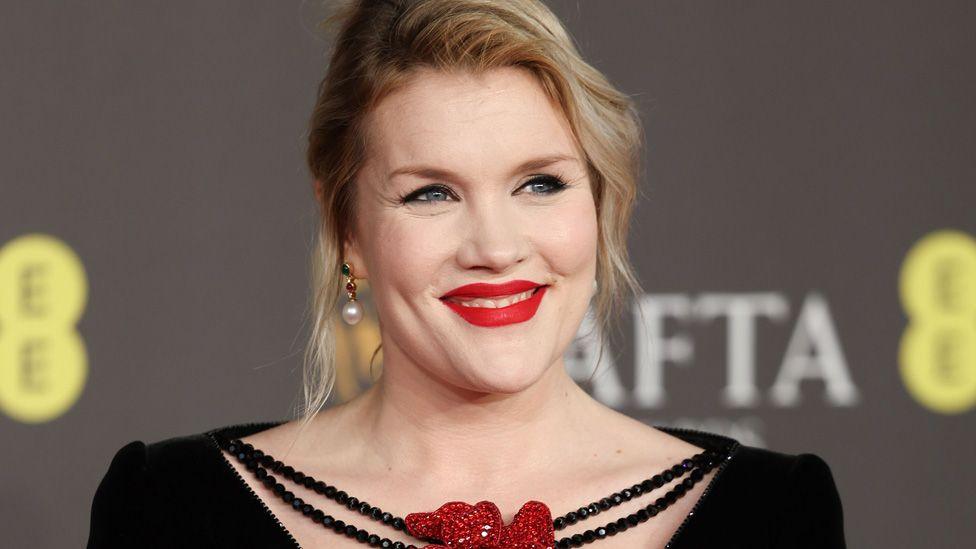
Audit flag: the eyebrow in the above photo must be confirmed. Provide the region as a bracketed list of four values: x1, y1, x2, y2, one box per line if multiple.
[388, 154, 579, 181]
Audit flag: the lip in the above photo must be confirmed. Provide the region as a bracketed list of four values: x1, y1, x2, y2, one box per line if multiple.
[440, 280, 548, 327]
[441, 279, 542, 299]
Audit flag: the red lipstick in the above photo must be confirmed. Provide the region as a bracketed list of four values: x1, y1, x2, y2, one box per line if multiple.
[440, 279, 547, 327]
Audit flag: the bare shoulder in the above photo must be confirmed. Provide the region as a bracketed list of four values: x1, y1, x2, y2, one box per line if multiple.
[590, 406, 708, 463]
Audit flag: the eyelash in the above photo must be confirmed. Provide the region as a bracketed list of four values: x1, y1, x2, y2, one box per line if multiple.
[397, 174, 569, 205]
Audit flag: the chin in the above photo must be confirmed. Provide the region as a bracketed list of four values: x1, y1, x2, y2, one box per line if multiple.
[459, 355, 553, 395]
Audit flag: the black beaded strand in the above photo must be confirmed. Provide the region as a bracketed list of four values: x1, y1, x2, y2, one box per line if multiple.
[552, 447, 732, 548]
[218, 432, 732, 548]
[551, 450, 713, 530]
[218, 435, 426, 548]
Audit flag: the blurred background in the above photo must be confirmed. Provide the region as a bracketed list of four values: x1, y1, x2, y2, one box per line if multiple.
[1, 1, 973, 547]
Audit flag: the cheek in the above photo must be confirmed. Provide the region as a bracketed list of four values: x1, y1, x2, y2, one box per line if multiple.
[365, 216, 448, 295]
[534, 196, 598, 275]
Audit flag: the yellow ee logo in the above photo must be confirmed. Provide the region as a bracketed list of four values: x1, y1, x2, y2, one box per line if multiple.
[0, 234, 88, 423]
[899, 229, 976, 414]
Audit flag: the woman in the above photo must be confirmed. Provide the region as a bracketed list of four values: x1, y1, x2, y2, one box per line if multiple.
[87, 1, 846, 548]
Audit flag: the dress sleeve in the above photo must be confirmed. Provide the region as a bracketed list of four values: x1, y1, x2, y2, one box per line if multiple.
[771, 453, 847, 548]
[86, 440, 153, 548]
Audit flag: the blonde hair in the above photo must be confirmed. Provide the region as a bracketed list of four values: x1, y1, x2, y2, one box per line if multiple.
[298, 0, 644, 428]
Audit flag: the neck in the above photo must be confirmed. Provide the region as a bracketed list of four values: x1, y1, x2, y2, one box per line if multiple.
[332, 352, 602, 492]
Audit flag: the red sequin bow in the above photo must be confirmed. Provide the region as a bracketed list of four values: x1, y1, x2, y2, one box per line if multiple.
[404, 500, 555, 549]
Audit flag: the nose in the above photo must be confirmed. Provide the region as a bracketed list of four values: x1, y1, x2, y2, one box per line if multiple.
[455, 199, 527, 273]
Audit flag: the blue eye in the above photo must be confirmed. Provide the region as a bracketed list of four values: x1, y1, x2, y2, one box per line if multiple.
[400, 185, 456, 204]
[519, 175, 568, 195]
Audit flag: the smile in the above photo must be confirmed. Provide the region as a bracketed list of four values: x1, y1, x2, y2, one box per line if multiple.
[444, 288, 537, 308]
[440, 280, 548, 327]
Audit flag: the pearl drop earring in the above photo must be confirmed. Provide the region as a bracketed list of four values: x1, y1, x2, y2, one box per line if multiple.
[341, 262, 363, 325]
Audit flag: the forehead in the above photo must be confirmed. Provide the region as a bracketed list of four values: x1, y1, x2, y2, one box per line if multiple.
[363, 66, 581, 175]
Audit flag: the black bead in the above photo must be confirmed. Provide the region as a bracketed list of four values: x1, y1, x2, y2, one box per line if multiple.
[586, 503, 599, 515]
[355, 528, 369, 542]
[227, 443, 238, 454]
[290, 497, 303, 509]
[332, 519, 346, 532]
[665, 492, 677, 504]
[336, 490, 349, 504]
[260, 455, 274, 467]
[282, 465, 295, 479]
[626, 514, 639, 526]
[652, 474, 665, 488]
[565, 511, 578, 524]
[640, 479, 654, 491]
[621, 489, 633, 501]
[325, 485, 338, 497]
[273, 483, 286, 495]
[636, 509, 649, 522]
[282, 491, 294, 504]
[261, 476, 275, 488]
[347, 496, 360, 509]
[380, 512, 393, 524]
[646, 503, 659, 516]
[380, 539, 393, 548]
[322, 515, 335, 527]
[255, 468, 268, 480]
[605, 522, 618, 535]
[392, 517, 405, 531]
[682, 478, 695, 489]
[344, 524, 358, 537]
[682, 458, 694, 469]
[359, 501, 372, 514]
[312, 510, 324, 523]
[392, 542, 405, 549]
[570, 533, 583, 546]
[303, 476, 316, 489]
[367, 533, 381, 545]
[251, 449, 264, 460]
[576, 506, 589, 519]
[598, 497, 612, 510]
[690, 469, 704, 481]
[314, 481, 327, 493]
[615, 517, 628, 531]
[293, 471, 306, 483]
[554, 517, 566, 530]
[582, 530, 595, 542]
[671, 464, 684, 476]
[301, 504, 313, 515]
[662, 471, 674, 482]
[371, 507, 384, 520]
[656, 497, 667, 508]
[611, 493, 623, 504]
[557, 539, 571, 549]
[674, 483, 687, 495]
[595, 526, 607, 538]
[272, 461, 284, 473]
[631, 484, 644, 496]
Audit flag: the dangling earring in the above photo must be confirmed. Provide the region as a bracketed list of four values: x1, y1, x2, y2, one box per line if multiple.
[341, 262, 363, 325]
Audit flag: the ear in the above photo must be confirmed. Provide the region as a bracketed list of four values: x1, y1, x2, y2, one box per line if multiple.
[342, 233, 369, 280]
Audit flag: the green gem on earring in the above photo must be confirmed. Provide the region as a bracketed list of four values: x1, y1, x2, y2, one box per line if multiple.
[341, 263, 351, 276]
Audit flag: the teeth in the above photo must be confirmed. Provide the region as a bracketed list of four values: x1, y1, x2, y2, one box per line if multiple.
[449, 289, 536, 308]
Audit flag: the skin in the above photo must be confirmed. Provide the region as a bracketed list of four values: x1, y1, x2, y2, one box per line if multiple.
[233, 66, 714, 548]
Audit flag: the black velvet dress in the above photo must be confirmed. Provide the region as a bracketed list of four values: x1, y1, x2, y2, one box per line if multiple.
[86, 420, 847, 548]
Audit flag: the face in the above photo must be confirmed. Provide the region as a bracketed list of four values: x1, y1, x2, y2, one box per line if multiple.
[345, 66, 598, 395]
